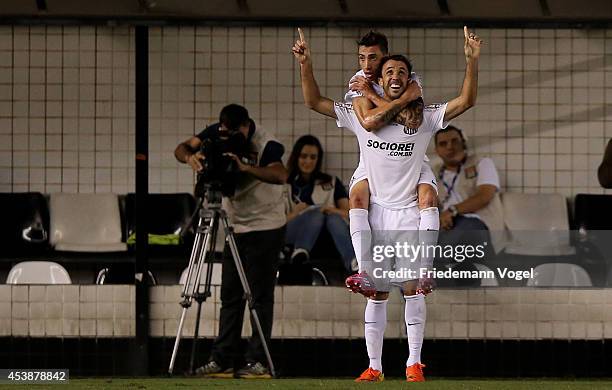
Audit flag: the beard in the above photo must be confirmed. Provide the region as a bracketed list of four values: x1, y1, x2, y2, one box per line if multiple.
[383, 79, 406, 99]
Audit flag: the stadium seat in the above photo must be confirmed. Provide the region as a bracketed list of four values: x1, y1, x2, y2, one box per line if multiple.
[574, 193, 612, 230]
[179, 264, 222, 286]
[96, 265, 157, 285]
[502, 192, 575, 256]
[572, 193, 612, 287]
[124, 193, 197, 244]
[311, 267, 329, 286]
[0, 192, 50, 256]
[526, 263, 592, 287]
[49, 193, 126, 252]
[6, 261, 71, 284]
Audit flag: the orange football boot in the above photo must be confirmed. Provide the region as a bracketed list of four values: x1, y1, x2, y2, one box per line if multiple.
[406, 362, 426, 382]
[355, 367, 384, 382]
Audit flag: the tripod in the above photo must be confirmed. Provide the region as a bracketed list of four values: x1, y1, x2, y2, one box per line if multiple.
[167, 185, 276, 377]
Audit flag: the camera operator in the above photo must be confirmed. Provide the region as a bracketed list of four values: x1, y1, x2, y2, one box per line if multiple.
[174, 104, 287, 379]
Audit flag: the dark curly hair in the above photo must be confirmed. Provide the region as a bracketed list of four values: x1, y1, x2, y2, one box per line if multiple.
[357, 31, 389, 54]
[376, 54, 413, 79]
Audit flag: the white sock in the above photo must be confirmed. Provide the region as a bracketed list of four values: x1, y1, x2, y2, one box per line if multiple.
[404, 294, 426, 366]
[349, 208, 371, 272]
[364, 299, 387, 371]
[418, 207, 439, 271]
[418, 206, 439, 231]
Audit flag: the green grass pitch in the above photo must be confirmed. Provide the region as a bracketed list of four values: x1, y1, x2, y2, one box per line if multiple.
[4, 378, 612, 389]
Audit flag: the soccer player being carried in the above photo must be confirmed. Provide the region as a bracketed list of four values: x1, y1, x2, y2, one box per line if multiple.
[292, 27, 482, 382]
[344, 31, 440, 280]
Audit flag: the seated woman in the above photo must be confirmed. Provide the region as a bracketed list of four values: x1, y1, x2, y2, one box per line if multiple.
[285, 135, 357, 272]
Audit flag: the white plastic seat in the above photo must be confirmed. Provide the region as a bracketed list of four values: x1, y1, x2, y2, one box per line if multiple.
[6, 261, 71, 284]
[180, 264, 222, 286]
[50, 193, 126, 252]
[96, 267, 157, 285]
[526, 263, 592, 287]
[473, 263, 499, 286]
[502, 192, 575, 256]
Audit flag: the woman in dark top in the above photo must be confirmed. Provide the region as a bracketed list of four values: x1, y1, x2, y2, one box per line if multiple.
[285, 135, 356, 272]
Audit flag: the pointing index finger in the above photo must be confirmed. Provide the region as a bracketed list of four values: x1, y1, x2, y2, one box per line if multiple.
[298, 27, 305, 43]
[464, 26, 469, 39]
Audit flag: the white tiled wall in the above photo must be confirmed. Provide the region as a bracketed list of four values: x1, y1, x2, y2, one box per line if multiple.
[0, 26, 135, 194]
[0, 25, 611, 197]
[4, 284, 612, 340]
[0, 284, 134, 337]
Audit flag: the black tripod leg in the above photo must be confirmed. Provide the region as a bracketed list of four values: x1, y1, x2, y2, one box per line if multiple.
[180, 216, 208, 299]
[168, 213, 215, 375]
[189, 300, 203, 374]
[221, 215, 276, 378]
[169, 215, 206, 375]
[189, 213, 219, 374]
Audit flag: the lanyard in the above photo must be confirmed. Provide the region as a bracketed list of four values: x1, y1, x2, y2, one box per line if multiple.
[292, 176, 310, 204]
[439, 163, 462, 206]
[293, 187, 304, 203]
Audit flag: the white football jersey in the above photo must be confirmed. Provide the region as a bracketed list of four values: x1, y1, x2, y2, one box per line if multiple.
[335, 102, 448, 209]
[344, 69, 427, 196]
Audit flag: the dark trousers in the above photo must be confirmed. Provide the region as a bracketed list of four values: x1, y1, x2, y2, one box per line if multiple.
[437, 216, 496, 287]
[439, 215, 495, 258]
[440, 215, 492, 246]
[210, 226, 285, 368]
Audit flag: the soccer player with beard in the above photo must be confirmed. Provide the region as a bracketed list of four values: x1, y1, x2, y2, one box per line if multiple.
[343, 31, 440, 275]
[293, 27, 482, 382]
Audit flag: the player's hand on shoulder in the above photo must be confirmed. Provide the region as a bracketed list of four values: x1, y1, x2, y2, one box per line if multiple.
[349, 76, 371, 93]
[400, 79, 420, 102]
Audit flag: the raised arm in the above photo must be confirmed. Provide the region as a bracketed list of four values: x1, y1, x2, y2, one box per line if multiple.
[444, 26, 483, 122]
[292, 28, 336, 119]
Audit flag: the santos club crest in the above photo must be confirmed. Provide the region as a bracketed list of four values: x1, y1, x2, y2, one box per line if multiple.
[403, 126, 418, 135]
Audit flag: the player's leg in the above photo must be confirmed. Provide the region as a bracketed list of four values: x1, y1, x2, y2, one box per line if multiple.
[402, 279, 427, 382]
[417, 162, 439, 273]
[349, 177, 370, 273]
[346, 172, 380, 295]
[345, 179, 377, 293]
[355, 203, 390, 382]
[390, 207, 428, 382]
[417, 182, 438, 212]
[355, 291, 388, 382]
[349, 178, 370, 210]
